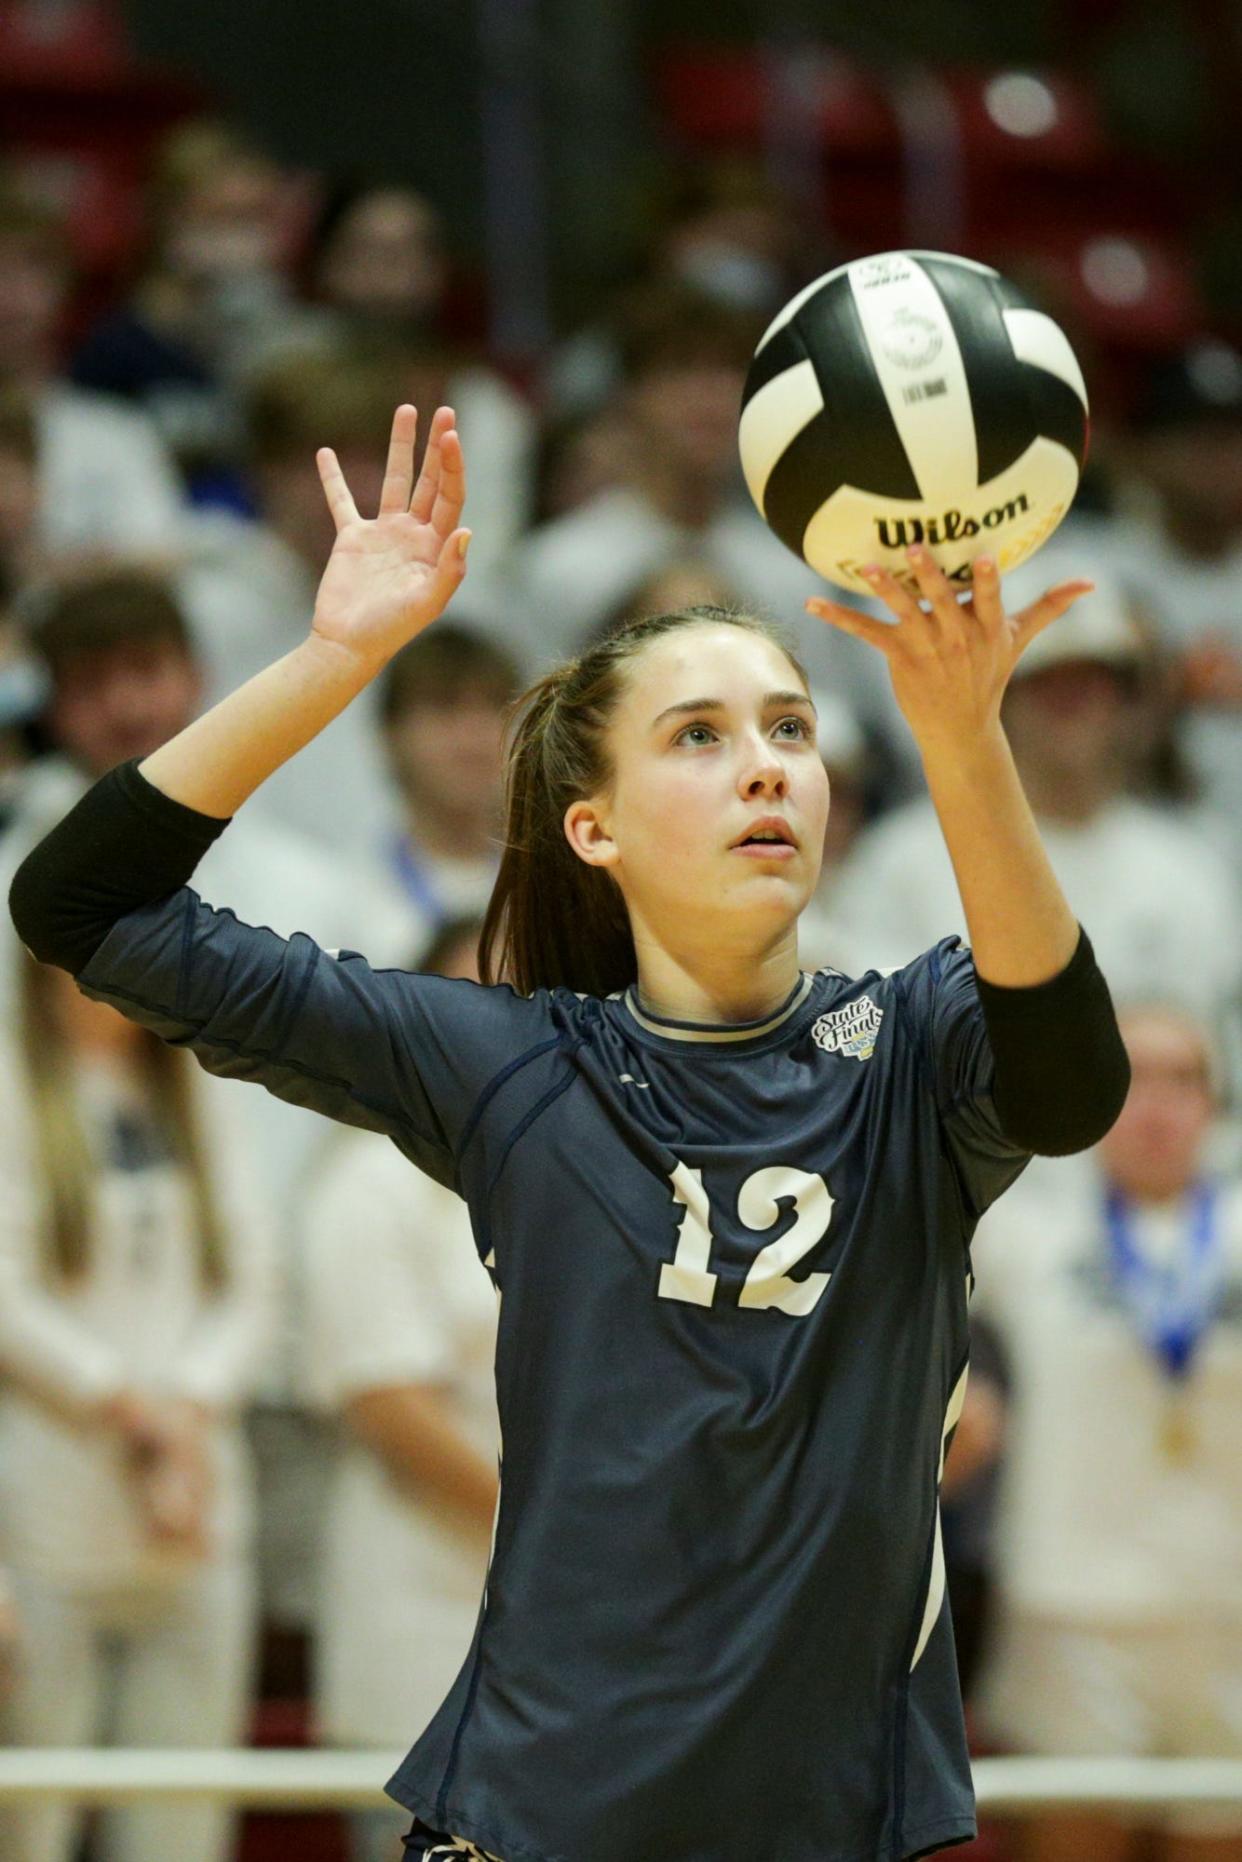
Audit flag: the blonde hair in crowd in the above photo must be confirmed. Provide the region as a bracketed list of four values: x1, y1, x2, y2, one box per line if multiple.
[480, 605, 808, 1000]
[17, 952, 228, 1289]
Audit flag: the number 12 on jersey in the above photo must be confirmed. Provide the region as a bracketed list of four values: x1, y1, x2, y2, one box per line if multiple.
[658, 1162, 834, 1317]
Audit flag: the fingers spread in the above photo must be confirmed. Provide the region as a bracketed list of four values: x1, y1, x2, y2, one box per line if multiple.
[410, 405, 455, 524]
[968, 554, 1004, 631]
[806, 596, 899, 655]
[316, 448, 360, 532]
[378, 404, 418, 516]
[430, 427, 466, 537]
[858, 562, 926, 630]
[423, 525, 471, 613]
[1015, 579, 1095, 650]
[904, 546, 968, 636]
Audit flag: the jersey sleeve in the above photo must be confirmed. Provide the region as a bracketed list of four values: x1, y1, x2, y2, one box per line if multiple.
[74, 887, 558, 1190]
[891, 937, 1031, 1221]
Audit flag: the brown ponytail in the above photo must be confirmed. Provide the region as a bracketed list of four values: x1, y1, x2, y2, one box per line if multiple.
[480, 605, 807, 997]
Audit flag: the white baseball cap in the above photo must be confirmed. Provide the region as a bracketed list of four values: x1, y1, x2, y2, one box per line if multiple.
[1005, 543, 1145, 679]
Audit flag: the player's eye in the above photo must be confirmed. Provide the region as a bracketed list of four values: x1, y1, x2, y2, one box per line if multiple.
[773, 715, 814, 742]
[674, 722, 719, 747]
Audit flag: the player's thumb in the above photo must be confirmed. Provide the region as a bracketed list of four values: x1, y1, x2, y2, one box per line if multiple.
[423, 528, 472, 619]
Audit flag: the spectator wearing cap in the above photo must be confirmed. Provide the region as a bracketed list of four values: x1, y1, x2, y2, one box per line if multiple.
[1072, 341, 1242, 870]
[0, 178, 184, 559]
[474, 284, 899, 757]
[970, 1000, 1242, 1862]
[829, 545, 1242, 1044]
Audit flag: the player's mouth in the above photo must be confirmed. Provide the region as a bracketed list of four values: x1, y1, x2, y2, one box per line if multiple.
[730, 816, 798, 859]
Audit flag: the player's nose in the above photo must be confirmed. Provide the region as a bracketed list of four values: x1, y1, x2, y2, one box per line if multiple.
[739, 753, 787, 799]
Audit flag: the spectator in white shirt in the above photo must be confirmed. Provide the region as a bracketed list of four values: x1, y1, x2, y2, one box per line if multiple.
[70, 118, 319, 510]
[829, 552, 1242, 1037]
[2, 564, 413, 1082]
[544, 155, 826, 421]
[177, 345, 434, 858]
[0, 178, 184, 560]
[0, 947, 277, 1862]
[0, 1566, 18, 1705]
[970, 1002, 1242, 1862]
[477, 283, 900, 754]
[299, 918, 500, 1862]
[0, 566, 414, 1645]
[375, 626, 518, 959]
[1080, 342, 1242, 871]
[295, 180, 535, 581]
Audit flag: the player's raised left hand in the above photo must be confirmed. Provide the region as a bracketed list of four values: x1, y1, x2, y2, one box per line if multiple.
[805, 546, 1092, 757]
[311, 403, 470, 673]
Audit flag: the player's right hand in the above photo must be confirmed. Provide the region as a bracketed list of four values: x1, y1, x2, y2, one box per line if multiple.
[310, 403, 470, 674]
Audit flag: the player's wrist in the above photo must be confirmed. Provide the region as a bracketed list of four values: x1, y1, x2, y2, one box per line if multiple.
[298, 627, 391, 693]
[911, 712, 1009, 784]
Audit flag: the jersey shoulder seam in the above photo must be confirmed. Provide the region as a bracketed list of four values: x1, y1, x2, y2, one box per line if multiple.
[454, 1034, 566, 1164]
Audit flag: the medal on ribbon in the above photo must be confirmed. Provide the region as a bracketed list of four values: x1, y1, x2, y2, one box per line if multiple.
[1103, 1181, 1224, 1465]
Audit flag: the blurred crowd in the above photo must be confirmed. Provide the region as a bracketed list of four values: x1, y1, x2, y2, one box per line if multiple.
[0, 102, 1239, 1862]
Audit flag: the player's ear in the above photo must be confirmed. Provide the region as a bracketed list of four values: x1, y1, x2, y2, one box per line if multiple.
[564, 797, 618, 871]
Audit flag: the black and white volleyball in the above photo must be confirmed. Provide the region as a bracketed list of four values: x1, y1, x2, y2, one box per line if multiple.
[738, 250, 1088, 594]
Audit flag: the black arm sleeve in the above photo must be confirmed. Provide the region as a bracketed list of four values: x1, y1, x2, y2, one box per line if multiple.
[974, 927, 1130, 1155]
[8, 759, 231, 975]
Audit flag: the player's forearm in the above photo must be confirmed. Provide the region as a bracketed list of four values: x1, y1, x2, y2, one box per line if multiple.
[919, 720, 1079, 988]
[139, 633, 379, 819]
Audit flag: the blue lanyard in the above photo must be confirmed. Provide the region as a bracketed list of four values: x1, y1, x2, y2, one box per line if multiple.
[1104, 1181, 1224, 1383]
[389, 834, 448, 925]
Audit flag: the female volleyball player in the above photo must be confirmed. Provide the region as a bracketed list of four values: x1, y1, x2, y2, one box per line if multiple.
[10, 405, 1130, 1862]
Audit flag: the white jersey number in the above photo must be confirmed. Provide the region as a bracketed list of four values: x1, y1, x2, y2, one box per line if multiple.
[658, 1163, 833, 1316]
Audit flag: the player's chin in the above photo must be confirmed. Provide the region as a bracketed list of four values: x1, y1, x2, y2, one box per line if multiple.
[724, 862, 812, 914]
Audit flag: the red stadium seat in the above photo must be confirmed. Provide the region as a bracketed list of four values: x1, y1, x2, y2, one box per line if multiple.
[0, 0, 130, 87]
[941, 66, 1110, 174]
[652, 43, 895, 157]
[1008, 229, 1204, 351]
[7, 145, 145, 277]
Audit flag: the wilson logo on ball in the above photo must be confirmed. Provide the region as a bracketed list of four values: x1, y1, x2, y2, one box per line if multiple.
[737, 250, 1088, 595]
[874, 495, 1031, 549]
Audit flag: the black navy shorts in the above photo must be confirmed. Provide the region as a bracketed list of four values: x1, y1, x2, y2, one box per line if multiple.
[403, 1821, 505, 1861]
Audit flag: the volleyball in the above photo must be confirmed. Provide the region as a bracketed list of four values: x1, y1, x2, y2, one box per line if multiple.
[738, 250, 1089, 595]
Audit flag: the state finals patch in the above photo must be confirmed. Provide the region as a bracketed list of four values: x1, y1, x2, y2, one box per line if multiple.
[811, 995, 884, 1061]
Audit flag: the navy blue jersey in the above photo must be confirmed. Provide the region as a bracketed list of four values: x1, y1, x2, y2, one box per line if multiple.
[75, 889, 1031, 1862]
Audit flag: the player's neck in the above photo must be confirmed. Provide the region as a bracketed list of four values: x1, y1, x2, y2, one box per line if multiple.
[631, 925, 802, 1027]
